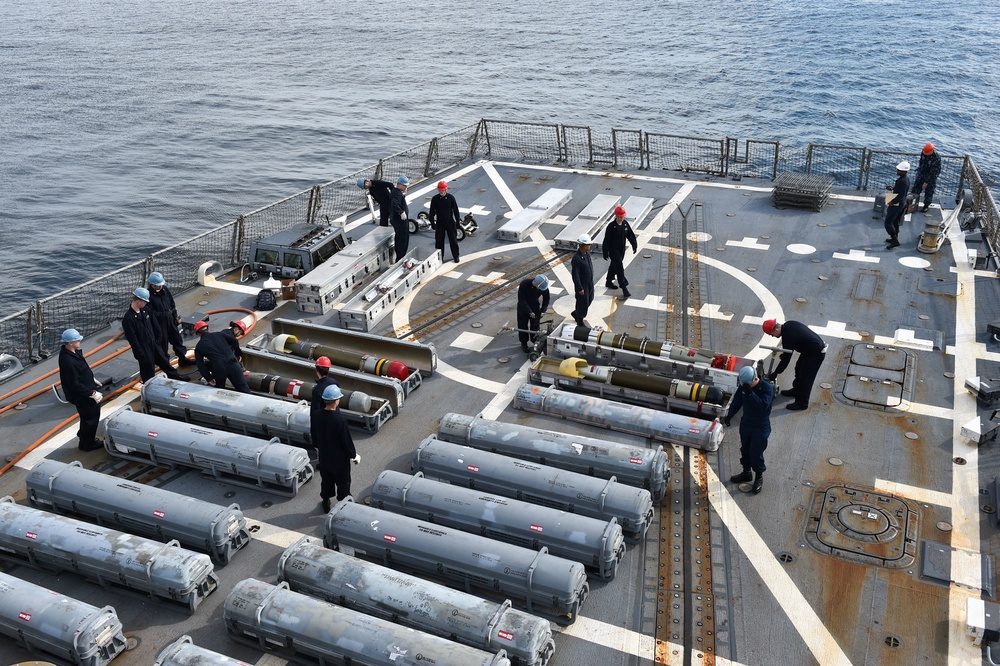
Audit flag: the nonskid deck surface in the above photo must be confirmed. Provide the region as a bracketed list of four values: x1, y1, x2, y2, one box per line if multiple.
[0, 160, 997, 665]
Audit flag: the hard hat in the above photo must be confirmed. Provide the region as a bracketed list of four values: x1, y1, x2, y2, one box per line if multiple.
[133, 287, 150, 301]
[533, 274, 550, 291]
[577, 233, 593, 245]
[922, 143, 935, 155]
[356, 178, 366, 189]
[229, 320, 247, 334]
[322, 384, 344, 401]
[437, 180, 448, 191]
[738, 366, 756, 386]
[315, 356, 333, 369]
[397, 175, 409, 185]
[614, 205, 627, 217]
[896, 161, 910, 172]
[193, 321, 209, 334]
[61, 328, 83, 343]
[762, 319, 777, 335]
[148, 271, 165, 286]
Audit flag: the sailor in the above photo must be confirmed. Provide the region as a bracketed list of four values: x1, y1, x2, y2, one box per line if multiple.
[193, 320, 250, 393]
[122, 287, 183, 382]
[146, 272, 193, 366]
[762, 319, 826, 411]
[357, 177, 395, 227]
[883, 160, 910, 249]
[58, 328, 103, 451]
[228, 319, 248, 339]
[516, 275, 551, 353]
[723, 366, 773, 494]
[313, 384, 360, 513]
[602, 205, 638, 299]
[389, 175, 410, 262]
[911, 143, 941, 212]
[308, 356, 340, 459]
[429, 180, 461, 264]
[571, 234, 595, 327]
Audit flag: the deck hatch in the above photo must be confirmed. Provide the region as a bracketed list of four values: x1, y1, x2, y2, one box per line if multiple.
[804, 485, 917, 568]
[833, 344, 915, 412]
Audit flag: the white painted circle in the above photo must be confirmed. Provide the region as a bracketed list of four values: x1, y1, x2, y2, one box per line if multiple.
[899, 256, 931, 269]
[787, 244, 816, 255]
[686, 232, 712, 243]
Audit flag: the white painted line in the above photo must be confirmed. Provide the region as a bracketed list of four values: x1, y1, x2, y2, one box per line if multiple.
[726, 237, 770, 250]
[451, 331, 494, 352]
[808, 321, 863, 341]
[905, 400, 955, 421]
[545, 214, 572, 226]
[479, 371, 533, 422]
[705, 461, 853, 665]
[466, 271, 506, 284]
[557, 616, 659, 662]
[207, 280, 264, 296]
[874, 479, 953, 508]
[491, 161, 775, 192]
[945, 342, 1000, 363]
[482, 162, 524, 214]
[692, 303, 732, 321]
[831, 249, 879, 263]
[871, 330, 934, 351]
[945, 215, 984, 665]
[249, 520, 309, 550]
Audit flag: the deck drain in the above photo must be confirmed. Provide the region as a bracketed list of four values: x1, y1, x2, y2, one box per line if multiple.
[261, 500, 273, 509]
[818, 275, 828, 281]
[14, 403, 26, 411]
[125, 635, 140, 650]
[761, 235, 770, 240]
[727, 212, 735, 217]
[954, 457, 967, 465]
[804, 485, 917, 568]
[643, 253, 652, 258]
[716, 247, 726, 252]
[858, 330, 871, 337]
[248, 524, 260, 533]
[224, 491, 236, 499]
[471, 322, 482, 328]
[811, 258, 822, 263]
[937, 521, 954, 531]
[795, 297, 807, 303]
[747, 267, 757, 272]
[634, 322, 646, 329]
[918, 314, 929, 320]
[944, 372, 955, 378]
[434, 290, 445, 295]
[883, 635, 903, 649]
[777, 552, 795, 564]
[982, 505, 995, 515]
[820, 382, 832, 390]
[198, 300, 209, 306]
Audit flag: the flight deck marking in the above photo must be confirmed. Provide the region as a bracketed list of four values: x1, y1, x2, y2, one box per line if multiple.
[873, 479, 954, 509]
[726, 237, 770, 250]
[482, 162, 524, 213]
[807, 321, 863, 341]
[545, 214, 572, 226]
[873, 329, 935, 350]
[898, 256, 931, 269]
[693, 304, 733, 321]
[786, 243, 816, 255]
[466, 271, 506, 284]
[945, 219, 985, 665]
[450, 331, 494, 352]
[832, 249, 879, 263]
[704, 463, 854, 666]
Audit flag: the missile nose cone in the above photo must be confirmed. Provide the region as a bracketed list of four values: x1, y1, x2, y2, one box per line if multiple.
[704, 386, 725, 405]
[558, 357, 588, 378]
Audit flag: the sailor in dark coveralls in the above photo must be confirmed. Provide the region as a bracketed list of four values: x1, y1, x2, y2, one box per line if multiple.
[313, 384, 360, 513]
[389, 175, 410, 262]
[516, 275, 550, 353]
[883, 160, 910, 249]
[723, 366, 773, 494]
[570, 233, 595, 327]
[602, 205, 638, 299]
[193, 320, 250, 393]
[307, 356, 340, 460]
[763, 318, 827, 411]
[147, 271, 193, 365]
[429, 180, 461, 263]
[911, 143, 942, 212]
[358, 177, 395, 227]
[58, 328, 103, 451]
[122, 287, 182, 382]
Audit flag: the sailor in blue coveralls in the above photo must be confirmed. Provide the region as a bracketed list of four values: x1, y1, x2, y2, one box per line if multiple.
[193, 320, 250, 393]
[389, 175, 410, 262]
[724, 366, 773, 495]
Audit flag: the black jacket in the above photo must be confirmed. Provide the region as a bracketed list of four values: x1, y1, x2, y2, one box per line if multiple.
[194, 330, 242, 380]
[775, 320, 826, 374]
[122, 305, 162, 360]
[313, 407, 357, 473]
[148, 286, 178, 325]
[571, 250, 594, 298]
[724, 378, 773, 435]
[390, 187, 409, 224]
[429, 192, 460, 227]
[58, 346, 96, 403]
[888, 173, 909, 207]
[309, 375, 340, 444]
[915, 151, 941, 182]
[517, 279, 550, 317]
[602, 219, 638, 260]
[367, 179, 394, 207]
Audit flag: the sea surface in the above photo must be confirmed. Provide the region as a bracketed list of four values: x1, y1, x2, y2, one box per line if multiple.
[3, 0, 999, 318]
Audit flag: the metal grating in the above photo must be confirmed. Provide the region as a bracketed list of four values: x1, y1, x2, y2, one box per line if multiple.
[771, 172, 834, 211]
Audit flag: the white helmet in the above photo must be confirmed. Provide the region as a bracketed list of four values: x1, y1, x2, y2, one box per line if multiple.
[896, 161, 910, 172]
[577, 233, 593, 245]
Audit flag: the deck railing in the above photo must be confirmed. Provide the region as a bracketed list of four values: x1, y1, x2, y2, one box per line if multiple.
[1, 119, 997, 368]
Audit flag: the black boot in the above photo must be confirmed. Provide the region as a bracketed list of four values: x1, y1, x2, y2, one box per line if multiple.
[605, 281, 618, 289]
[752, 471, 764, 494]
[730, 468, 753, 484]
[521, 342, 531, 353]
[621, 288, 631, 299]
[886, 237, 900, 249]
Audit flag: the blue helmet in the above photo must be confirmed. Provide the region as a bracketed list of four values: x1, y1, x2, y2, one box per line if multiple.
[356, 178, 366, 189]
[133, 287, 151, 301]
[61, 328, 83, 343]
[738, 366, 756, 386]
[148, 271, 165, 286]
[322, 384, 344, 401]
[533, 275, 549, 291]
[396, 175, 409, 185]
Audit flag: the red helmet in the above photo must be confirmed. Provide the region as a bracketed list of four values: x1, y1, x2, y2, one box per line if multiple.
[193, 321, 209, 334]
[437, 181, 448, 191]
[922, 143, 935, 155]
[762, 319, 777, 335]
[315, 356, 333, 369]
[229, 320, 247, 335]
[614, 206, 627, 217]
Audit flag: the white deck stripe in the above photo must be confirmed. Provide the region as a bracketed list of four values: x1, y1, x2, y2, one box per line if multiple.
[945, 221, 984, 665]
[873, 479, 954, 508]
[482, 162, 525, 214]
[558, 616, 661, 662]
[705, 462, 854, 666]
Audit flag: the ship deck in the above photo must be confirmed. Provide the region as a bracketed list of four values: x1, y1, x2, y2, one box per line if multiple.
[2, 158, 999, 665]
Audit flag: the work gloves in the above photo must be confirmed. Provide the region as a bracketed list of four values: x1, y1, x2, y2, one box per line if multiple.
[352, 455, 361, 465]
[91, 391, 103, 403]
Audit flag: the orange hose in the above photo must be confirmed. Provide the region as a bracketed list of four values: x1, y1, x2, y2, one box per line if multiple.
[0, 333, 125, 404]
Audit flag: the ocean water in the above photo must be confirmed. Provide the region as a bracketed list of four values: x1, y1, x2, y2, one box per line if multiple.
[3, 0, 999, 316]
